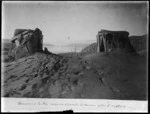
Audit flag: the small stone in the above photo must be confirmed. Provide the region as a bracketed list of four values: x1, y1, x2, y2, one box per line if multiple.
[39, 87, 44, 93]
[86, 66, 90, 69]
[79, 72, 84, 76]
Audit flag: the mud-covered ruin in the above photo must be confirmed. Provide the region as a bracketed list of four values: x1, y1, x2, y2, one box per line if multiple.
[96, 29, 135, 53]
[9, 28, 43, 60]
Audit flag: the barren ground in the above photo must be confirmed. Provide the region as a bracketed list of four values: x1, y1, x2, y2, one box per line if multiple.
[1, 49, 148, 100]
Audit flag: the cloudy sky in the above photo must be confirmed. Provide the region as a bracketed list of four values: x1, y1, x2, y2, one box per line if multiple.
[2, 1, 148, 45]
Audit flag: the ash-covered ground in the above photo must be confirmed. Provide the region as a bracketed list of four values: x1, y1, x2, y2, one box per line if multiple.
[1, 48, 148, 100]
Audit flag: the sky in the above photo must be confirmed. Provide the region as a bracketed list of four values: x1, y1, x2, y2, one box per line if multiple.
[2, 1, 148, 45]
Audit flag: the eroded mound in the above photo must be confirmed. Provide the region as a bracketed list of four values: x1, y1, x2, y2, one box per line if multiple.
[2, 53, 87, 98]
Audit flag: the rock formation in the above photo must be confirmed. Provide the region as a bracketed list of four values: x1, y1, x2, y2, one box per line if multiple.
[9, 28, 43, 60]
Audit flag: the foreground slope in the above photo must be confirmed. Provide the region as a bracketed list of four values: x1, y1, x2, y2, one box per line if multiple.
[1, 49, 148, 100]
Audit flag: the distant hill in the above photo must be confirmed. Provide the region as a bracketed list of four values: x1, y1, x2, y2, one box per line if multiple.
[129, 34, 148, 53]
[2, 39, 12, 51]
[43, 43, 55, 47]
[2, 39, 11, 43]
[129, 34, 148, 39]
[66, 43, 89, 48]
[81, 42, 97, 54]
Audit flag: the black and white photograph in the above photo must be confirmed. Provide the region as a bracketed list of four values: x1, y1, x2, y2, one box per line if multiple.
[1, 1, 148, 112]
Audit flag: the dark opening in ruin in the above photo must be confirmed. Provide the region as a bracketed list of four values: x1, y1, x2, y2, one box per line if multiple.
[100, 39, 105, 52]
[106, 33, 113, 50]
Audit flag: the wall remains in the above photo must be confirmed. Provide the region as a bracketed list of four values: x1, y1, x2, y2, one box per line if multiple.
[96, 29, 135, 53]
[9, 28, 43, 60]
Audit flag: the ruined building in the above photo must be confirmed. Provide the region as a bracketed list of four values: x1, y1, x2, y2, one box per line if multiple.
[96, 29, 135, 53]
[9, 28, 43, 60]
